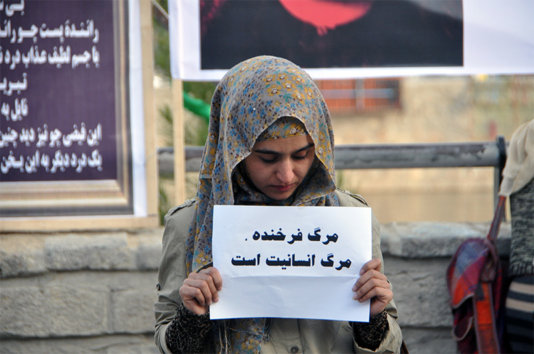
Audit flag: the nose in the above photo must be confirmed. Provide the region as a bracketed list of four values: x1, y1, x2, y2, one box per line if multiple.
[275, 158, 295, 184]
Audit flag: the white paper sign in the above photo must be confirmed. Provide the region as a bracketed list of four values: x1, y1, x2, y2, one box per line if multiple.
[211, 205, 372, 322]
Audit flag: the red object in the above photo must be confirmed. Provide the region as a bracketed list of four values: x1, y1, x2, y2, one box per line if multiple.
[446, 196, 507, 353]
[278, 0, 372, 35]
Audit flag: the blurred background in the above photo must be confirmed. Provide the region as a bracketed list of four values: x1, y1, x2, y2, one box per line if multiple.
[153, 0, 534, 223]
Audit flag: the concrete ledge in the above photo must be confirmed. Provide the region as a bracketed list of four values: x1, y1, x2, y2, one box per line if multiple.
[381, 221, 511, 258]
[111, 288, 156, 334]
[385, 257, 452, 327]
[0, 222, 513, 352]
[45, 234, 133, 271]
[0, 284, 109, 337]
[0, 223, 511, 279]
[0, 236, 46, 278]
[402, 328, 456, 354]
[0, 334, 157, 354]
[0, 229, 164, 279]
[0, 272, 157, 338]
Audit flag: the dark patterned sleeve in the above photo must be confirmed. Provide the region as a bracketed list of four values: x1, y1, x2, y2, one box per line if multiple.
[165, 303, 213, 353]
[351, 311, 389, 350]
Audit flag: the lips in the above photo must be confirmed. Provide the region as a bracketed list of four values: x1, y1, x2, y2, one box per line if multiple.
[272, 184, 295, 193]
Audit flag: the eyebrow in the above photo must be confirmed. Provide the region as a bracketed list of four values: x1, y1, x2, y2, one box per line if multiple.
[253, 142, 314, 155]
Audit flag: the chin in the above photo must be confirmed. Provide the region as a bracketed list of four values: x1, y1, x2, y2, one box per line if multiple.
[270, 195, 290, 201]
[267, 190, 295, 201]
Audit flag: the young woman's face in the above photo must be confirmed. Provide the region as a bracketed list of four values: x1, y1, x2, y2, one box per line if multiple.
[244, 134, 315, 201]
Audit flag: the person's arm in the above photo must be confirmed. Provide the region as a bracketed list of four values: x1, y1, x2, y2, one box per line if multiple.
[351, 301, 403, 353]
[352, 310, 389, 350]
[352, 258, 393, 351]
[350, 215, 403, 353]
[154, 202, 217, 354]
[164, 303, 212, 353]
[163, 266, 222, 353]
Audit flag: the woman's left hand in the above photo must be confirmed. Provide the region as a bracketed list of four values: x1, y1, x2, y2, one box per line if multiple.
[352, 258, 393, 317]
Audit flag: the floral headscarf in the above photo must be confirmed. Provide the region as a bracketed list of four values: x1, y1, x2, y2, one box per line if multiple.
[185, 55, 339, 352]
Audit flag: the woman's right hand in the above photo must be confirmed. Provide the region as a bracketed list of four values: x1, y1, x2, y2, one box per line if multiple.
[179, 267, 223, 315]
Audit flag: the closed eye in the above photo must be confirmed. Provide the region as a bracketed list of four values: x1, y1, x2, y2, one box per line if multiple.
[253, 142, 314, 163]
[292, 143, 314, 160]
[258, 155, 279, 163]
[254, 150, 281, 163]
[291, 151, 310, 160]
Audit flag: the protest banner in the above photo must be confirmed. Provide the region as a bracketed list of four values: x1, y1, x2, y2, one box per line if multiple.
[169, 0, 534, 80]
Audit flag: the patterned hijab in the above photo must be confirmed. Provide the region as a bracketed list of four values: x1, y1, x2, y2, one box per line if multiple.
[185, 56, 339, 352]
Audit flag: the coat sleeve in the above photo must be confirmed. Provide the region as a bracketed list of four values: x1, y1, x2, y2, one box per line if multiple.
[352, 213, 403, 353]
[154, 201, 198, 353]
[336, 189, 403, 353]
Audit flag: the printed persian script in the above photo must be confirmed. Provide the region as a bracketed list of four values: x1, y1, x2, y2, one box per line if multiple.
[212, 205, 372, 322]
[1, 0, 117, 181]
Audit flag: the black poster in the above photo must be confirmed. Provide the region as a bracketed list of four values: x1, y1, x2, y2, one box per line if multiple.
[200, 0, 463, 70]
[1, 0, 127, 182]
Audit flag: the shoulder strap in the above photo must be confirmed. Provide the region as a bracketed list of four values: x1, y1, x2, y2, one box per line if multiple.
[474, 282, 501, 354]
[487, 196, 506, 243]
[474, 195, 506, 353]
[481, 195, 506, 283]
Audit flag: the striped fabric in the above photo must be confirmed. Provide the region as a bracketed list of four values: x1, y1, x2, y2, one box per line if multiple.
[505, 275, 534, 353]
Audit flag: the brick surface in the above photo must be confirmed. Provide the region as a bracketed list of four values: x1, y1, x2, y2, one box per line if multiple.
[382, 222, 511, 258]
[0, 223, 513, 352]
[135, 237, 162, 271]
[384, 257, 452, 327]
[0, 236, 46, 278]
[0, 283, 109, 337]
[44, 234, 133, 271]
[0, 335, 158, 354]
[111, 289, 156, 333]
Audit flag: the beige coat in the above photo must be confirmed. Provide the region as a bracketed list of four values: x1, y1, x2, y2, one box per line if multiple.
[154, 190, 403, 353]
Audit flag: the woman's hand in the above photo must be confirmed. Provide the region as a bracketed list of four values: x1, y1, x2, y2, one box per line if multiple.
[353, 259, 393, 317]
[179, 267, 222, 315]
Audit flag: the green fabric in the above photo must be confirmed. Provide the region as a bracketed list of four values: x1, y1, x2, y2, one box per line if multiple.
[184, 92, 210, 123]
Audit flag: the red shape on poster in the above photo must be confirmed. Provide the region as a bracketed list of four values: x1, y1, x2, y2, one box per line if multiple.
[278, 0, 372, 35]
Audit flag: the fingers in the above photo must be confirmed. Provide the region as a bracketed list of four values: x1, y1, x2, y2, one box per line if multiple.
[359, 258, 381, 275]
[354, 280, 392, 305]
[353, 259, 393, 317]
[353, 270, 390, 302]
[354, 260, 385, 292]
[197, 267, 223, 298]
[179, 267, 222, 315]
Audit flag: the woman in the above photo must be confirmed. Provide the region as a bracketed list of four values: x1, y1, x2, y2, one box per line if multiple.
[155, 56, 403, 353]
